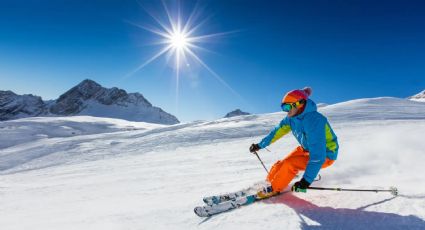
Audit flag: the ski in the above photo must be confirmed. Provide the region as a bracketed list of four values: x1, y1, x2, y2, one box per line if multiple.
[202, 181, 270, 206]
[202, 189, 248, 206]
[194, 192, 280, 217]
[202, 174, 319, 206]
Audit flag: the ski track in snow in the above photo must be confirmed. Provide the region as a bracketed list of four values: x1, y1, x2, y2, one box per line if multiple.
[1, 97, 425, 229]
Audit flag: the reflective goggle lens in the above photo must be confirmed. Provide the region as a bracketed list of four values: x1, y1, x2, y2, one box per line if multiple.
[281, 103, 293, 112]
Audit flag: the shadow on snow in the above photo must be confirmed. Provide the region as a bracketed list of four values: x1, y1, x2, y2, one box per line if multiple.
[264, 193, 425, 230]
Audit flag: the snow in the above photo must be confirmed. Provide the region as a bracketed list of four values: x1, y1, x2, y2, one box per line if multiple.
[409, 90, 425, 102]
[1, 97, 425, 229]
[76, 99, 179, 124]
[320, 97, 425, 121]
[0, 116, 163, 149]
[411, 98, 425, 102]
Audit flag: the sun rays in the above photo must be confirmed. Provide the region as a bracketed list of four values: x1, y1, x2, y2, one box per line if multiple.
[126, 0, 245, 114]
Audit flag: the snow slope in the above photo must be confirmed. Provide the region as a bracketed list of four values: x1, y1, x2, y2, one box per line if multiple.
[321, 97, 425, 121]
[0, 116, 163, 149]
[1, 97, 425, 230]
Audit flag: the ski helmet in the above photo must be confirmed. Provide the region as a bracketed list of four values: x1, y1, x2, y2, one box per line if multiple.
[281, 87, 312, 104]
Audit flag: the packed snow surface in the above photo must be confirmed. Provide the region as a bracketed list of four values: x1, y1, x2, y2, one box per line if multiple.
[1, 97, 425, 230]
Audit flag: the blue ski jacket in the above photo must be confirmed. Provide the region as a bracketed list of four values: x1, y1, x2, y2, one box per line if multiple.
[258, 99, 339, 183]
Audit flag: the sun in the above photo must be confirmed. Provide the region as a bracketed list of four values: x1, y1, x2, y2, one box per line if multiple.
[169, 31, 189, 50]
[125, 1, 245, 110]
[125, 2, 227, 74]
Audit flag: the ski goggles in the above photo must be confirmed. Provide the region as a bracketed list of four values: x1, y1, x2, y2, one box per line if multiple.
[281, 100, 304, 112]
[281, 103, 295, 112]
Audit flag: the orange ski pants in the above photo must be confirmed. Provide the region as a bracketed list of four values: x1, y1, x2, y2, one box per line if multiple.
[267, 146, 334, 192]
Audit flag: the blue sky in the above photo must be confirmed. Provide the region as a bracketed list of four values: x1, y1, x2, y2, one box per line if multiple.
[1, 0, 424, 122]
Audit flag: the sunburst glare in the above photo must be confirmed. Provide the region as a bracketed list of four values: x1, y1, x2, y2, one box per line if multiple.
[169, 31, 188, 49]
[126, 1, 246, 113]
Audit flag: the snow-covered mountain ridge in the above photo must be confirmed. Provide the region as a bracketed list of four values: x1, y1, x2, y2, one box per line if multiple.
[0, 79, 179, 124]
[320, 96, 425, 121]
[0, 91, 46, 120]
[409, 90, 425, 102]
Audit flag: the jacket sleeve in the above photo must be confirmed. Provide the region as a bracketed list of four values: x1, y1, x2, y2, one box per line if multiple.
[258, 117, 291, 149]
[302, 115, 327, 183]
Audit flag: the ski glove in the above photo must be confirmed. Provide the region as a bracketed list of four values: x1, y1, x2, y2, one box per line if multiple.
[292, 178, 311, 193]
[249, 143, 260, 153]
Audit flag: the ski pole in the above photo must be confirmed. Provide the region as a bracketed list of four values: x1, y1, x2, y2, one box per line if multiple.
[253, 151, 269, 174]
[307, 186, 398, 196]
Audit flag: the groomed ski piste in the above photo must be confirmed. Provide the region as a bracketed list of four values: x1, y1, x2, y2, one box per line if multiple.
[1, 97, 425, 229]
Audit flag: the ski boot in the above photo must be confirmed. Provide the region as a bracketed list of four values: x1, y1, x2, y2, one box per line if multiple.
[256, 185, 279, 199]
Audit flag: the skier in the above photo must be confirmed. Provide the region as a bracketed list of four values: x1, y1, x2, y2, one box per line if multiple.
[249, 87, 339, 197]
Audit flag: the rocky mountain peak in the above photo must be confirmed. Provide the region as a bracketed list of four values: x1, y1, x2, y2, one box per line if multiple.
[224, 109, 250, 118]
[0, 90, 46, 120]
[0, 79, 179, 124]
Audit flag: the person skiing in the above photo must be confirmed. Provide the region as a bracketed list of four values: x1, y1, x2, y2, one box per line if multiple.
[249, 87, 339, 197]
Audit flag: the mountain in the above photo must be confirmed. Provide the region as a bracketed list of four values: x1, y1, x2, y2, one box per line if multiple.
[408, 90, 425, 102]
[0, 79, 179, 125]
[49, 79, 179, 124]
[0, 91, 46, 121]
[224, 109, 250, 118]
